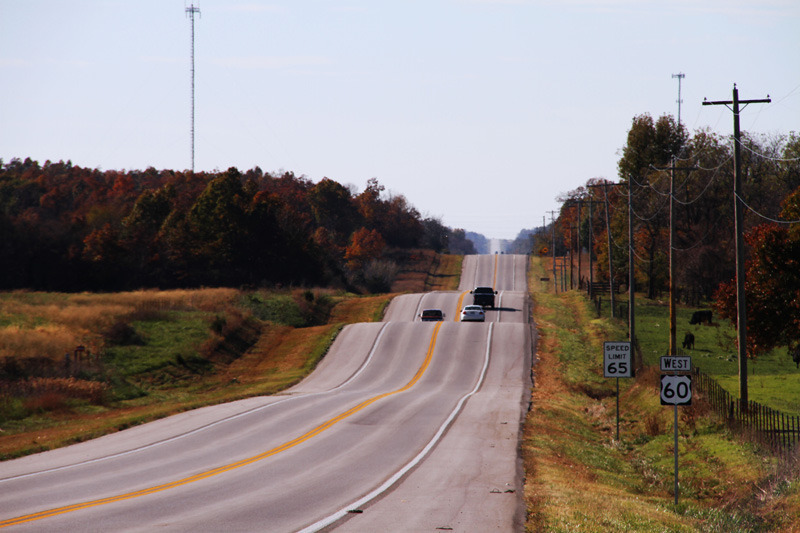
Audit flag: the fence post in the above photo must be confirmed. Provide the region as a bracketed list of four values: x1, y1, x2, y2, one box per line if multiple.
[782, 413, 788, 458]
[795, 416, 799, 451]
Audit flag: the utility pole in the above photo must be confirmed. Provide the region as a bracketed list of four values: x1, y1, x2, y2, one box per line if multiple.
[548, 210, 558, 292]
[576, 200, 582, 290]
[568, 224, 575, 290]
[186, 3, 201, 173]
[562, 200, 584, 291]
[654, 159, 699, 356]
[587, 183, 618, 317]
[602, 183, 616, 317]
[578, 198, 600, 297]
[589, 199, 594, 296]
[703, 85, 770, 408]
[626, 180, 635, 351]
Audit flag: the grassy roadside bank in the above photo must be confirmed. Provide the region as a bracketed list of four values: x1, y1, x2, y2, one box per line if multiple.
[523, 256, 800, 532]
[0, 252, 461, 460]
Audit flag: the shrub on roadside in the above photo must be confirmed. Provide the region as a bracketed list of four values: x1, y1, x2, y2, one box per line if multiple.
[17, 377, 109, 404]
[1, 377, 110, 421]
[294, 290, 334, 326]
[24, 391, 69, 413]
[105, 320, 145, 346]
[361, 260, 400, 293]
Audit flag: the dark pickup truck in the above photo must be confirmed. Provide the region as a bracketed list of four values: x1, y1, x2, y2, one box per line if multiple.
[470, 286, 497, 309]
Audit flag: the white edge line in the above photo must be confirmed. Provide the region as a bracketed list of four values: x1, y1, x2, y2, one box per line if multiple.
[512, 254, 517, 292]
[297, 321, 495, 533]
[412, 293, 427, 322]
[0, 323, 391, 483]
[497, 292, 503, 323]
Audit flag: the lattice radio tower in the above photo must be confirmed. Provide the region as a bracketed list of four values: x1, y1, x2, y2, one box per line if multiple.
[186, 3, 201, 172]
[672, 72, 685, 127]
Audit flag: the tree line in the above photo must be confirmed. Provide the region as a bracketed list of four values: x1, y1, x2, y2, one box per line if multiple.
[0, 160, 475, 292]
[545, 115, 800, 359]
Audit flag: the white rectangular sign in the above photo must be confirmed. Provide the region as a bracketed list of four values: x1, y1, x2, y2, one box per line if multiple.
[603, 341, 633, 378]
[660, 356, 691, 373]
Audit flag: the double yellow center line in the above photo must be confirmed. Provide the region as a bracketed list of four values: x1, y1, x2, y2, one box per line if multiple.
[455, 254, 499, 322]
[1, 322, 444, 528]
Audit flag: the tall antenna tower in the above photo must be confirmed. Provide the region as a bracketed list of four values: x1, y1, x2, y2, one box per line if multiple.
[186, 3, 201, 172]
[671, 72, 685, 127]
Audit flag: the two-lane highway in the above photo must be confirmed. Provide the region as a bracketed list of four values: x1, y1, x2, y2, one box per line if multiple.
[0, 254, 533, 532]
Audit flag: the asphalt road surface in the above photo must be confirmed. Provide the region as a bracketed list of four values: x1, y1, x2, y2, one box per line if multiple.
[0, 254, 534, 532]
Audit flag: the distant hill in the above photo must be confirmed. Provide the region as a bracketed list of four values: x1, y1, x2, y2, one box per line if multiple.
[466, 232, 489, 254]
[507, 228, 537, 254]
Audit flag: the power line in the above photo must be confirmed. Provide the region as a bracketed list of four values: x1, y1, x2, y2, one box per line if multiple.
[735, 138, 800, 162]
[671, 212, 728, 252]
[735, 192, 800, 224]
[672, 164, 726, 207]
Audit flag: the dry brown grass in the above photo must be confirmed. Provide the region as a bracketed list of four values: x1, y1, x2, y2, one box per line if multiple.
[0, 289, 240, 361]
[10, 378, 109, 404]
[0, 257, 456, 459]
[388, 249, 463, 293]
[524, 257, 698, 531]
[390, 250, 437, 293]
[67, 288, 239, 312]
[268, 325, 334, 373]
[524, 298, 566, 528]
[0, 325, 84, 360]
[225, 324, 295, 379]
[328, 294, 392, 324]
[0, 403, 188, 458]
[426, 254, 462, 291]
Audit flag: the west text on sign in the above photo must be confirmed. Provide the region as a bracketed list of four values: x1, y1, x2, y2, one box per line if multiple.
[660, 356, 691, 373]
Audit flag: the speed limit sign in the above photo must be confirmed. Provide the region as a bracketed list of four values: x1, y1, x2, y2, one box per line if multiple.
[603, 342, 633, 378]
[660, 375, 692, 405]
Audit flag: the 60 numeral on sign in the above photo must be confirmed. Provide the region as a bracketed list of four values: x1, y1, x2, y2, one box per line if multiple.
[660, 375, 692, 405]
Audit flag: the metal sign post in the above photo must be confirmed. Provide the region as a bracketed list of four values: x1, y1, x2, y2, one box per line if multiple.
[660, 356, 692, 506]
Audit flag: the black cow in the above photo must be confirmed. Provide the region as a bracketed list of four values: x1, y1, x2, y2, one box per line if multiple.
[682, 332, 695, 350]
[689, 310, 712, 325]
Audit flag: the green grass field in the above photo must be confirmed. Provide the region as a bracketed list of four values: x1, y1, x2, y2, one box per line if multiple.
[593, 294, 800, 416]
[526, 258, 799, 532]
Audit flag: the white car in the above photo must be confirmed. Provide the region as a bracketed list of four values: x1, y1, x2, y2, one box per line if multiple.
[460, 305, 485, 322]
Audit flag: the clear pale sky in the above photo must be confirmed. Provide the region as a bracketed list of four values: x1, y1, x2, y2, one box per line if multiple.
[2, 1, 798, 240]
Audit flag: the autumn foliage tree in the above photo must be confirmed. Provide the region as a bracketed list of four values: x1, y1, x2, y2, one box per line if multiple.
[714, 186, 800, 360]
[0, 158, 454, 292]
[345, 228, 386, 271]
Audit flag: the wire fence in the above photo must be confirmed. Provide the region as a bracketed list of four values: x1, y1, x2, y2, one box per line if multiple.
[693, 368, 800, 458]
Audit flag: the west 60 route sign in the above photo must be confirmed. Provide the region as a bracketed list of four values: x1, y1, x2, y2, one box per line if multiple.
[660, 375, 692, 405]
[603, 342, 633, 378]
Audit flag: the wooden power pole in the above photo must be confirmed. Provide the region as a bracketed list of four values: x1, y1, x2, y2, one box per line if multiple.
[703, 84, 770, 407]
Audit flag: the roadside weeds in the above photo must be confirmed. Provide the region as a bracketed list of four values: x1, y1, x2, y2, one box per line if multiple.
[523, 256, 799, 532]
